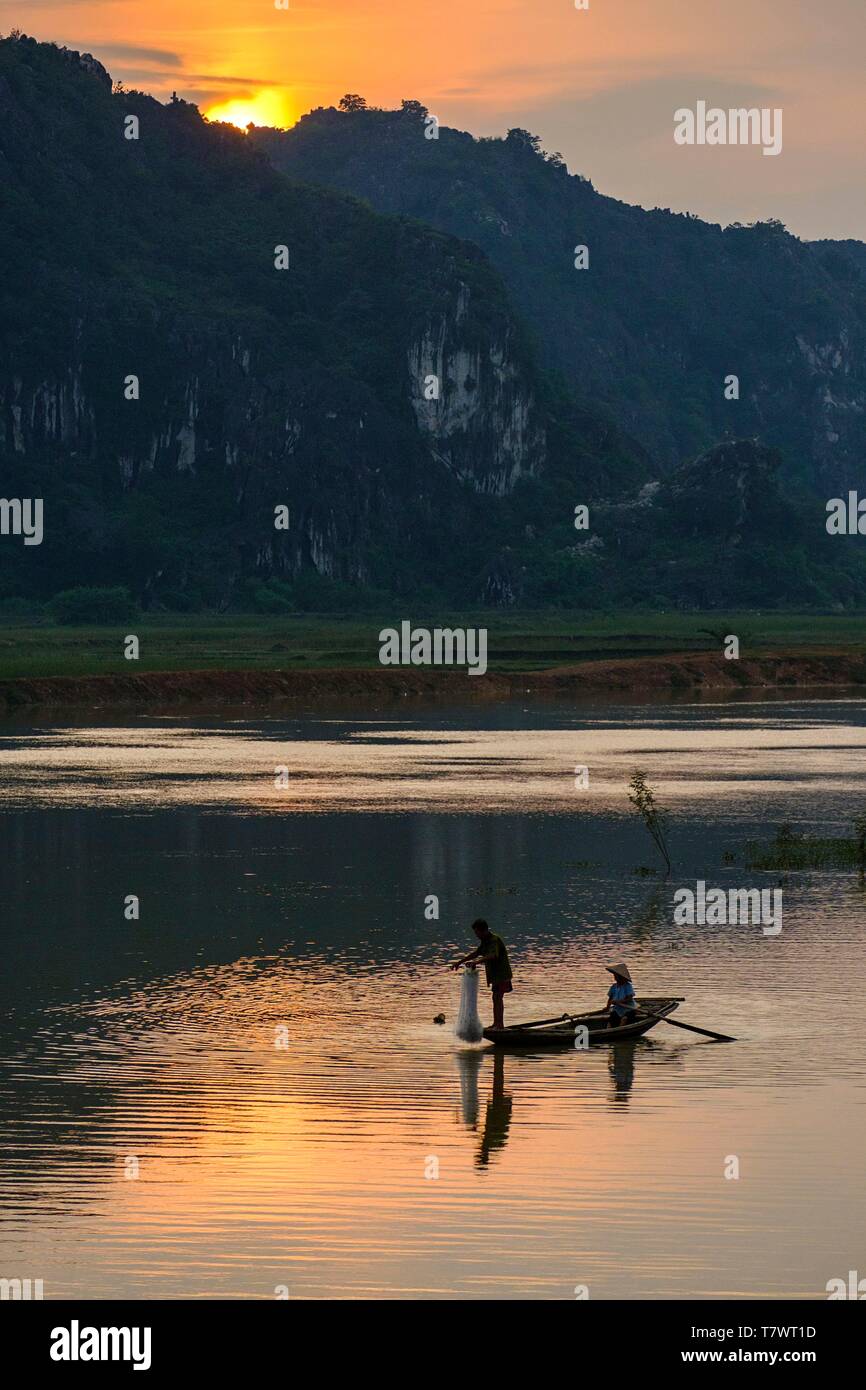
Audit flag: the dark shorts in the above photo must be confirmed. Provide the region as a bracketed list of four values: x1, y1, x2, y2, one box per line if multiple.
[491, 980, 513, 996]
[609, 1009, 635, 1026]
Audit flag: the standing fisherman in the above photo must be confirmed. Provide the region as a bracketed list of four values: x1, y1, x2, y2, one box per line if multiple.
[451, 919, 513, 1029]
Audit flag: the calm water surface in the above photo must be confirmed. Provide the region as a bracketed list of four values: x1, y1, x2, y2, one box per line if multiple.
[1, 697, 865, 1299]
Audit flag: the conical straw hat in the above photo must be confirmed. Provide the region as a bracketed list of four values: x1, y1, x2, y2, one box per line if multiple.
[606, 962, 632, 982]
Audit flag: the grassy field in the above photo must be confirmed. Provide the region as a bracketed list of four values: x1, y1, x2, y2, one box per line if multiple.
[0, 611, 864, 681]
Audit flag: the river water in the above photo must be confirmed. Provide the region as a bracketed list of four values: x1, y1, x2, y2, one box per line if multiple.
[1, 696, 864, 1299]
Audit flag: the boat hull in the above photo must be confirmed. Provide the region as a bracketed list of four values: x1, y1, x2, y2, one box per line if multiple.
[482, 997, 681, 1048]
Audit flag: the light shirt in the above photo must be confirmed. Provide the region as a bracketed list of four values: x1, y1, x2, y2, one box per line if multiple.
[608, 981, 636, 1016]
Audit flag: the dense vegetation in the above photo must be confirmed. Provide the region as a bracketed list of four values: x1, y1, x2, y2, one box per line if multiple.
[5, 610, 866, 681]
[744, 822, 866, 871]
[2, 39, 866, 615]
[0, 36, 655, 612]
[257, 103, 866, 490]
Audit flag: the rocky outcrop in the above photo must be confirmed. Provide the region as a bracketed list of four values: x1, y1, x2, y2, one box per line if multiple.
[1, 36, 606, 608]
[793, 328, 866, 491]
[407, 282, 544, 495]
[57, 44, 111, 91]
[258, 107, 866, 494]
[4, 38, 863, 613]
[656, 438, 783, 542]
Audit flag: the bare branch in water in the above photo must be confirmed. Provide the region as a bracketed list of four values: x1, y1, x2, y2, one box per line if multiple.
[628, 769, 672, 875]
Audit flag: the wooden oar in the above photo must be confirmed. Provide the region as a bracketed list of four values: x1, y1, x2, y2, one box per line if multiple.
[636, 1007, 735, 1043]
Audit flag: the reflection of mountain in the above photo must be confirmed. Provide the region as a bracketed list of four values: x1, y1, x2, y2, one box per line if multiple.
[0, 783, 710, 1004]
[632, 885, 667, 940]
[3, 761, 843, 1009]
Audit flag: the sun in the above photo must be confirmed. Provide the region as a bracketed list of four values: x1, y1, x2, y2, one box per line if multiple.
[204, 90, 295, 131]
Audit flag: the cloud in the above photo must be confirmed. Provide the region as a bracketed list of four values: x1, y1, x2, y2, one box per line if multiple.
[51, 38, 182, 67]
[181, 91, 244, 109]
[107, 68, 184, 86]
[87, 43, 182, 67]
[108, 72, 272, 102]
[185, 74, 271, 88]
[1, 1, 131, 7]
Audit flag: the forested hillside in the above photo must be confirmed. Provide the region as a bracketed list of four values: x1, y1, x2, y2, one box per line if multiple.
[256, 103, 866, 492]
[1, 40, 864, 613]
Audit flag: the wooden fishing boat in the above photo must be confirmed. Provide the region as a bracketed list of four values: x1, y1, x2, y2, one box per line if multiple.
[482, 997, 682, 1047]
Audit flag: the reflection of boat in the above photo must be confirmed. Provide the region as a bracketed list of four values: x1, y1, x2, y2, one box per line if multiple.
[483, 997, 681, 1047]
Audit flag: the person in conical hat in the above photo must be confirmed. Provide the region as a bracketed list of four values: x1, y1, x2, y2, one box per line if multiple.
[605, 962, 636, 1028]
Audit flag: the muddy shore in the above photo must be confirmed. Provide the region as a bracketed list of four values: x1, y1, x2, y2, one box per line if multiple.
[1, 649, 864, 713]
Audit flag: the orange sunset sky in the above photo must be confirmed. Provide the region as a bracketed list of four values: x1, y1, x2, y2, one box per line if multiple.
[4, 0, 865, 239]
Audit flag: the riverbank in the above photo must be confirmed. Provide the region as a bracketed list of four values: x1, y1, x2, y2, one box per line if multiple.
[2, 648, 865, 712]
[3, 611, 866, 681]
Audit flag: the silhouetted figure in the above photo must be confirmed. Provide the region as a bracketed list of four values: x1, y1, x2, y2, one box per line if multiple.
[451, 919, 513, 1028]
